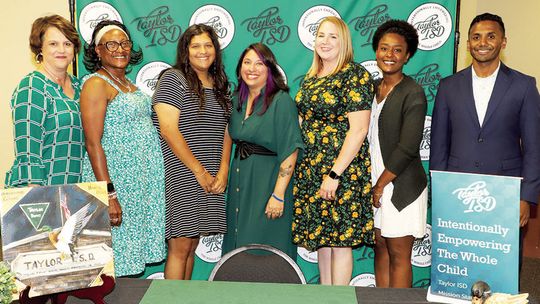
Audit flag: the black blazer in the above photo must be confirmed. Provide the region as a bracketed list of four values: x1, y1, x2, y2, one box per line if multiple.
[375, 75, 427, 211]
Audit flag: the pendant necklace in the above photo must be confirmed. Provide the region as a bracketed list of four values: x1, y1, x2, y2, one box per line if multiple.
[42, 64, 67, 87]
[102, 66, 132, 92]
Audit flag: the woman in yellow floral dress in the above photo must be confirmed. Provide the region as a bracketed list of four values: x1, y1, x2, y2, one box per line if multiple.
[292, 16, 375, 285]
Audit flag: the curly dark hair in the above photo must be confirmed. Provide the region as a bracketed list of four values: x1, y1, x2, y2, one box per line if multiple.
[169, 24, 230, 115]
[372, 19, 419, 59]
[235, 43, 289, 115]
[469, 13, 505, 36]
[83, 20, 142, 73]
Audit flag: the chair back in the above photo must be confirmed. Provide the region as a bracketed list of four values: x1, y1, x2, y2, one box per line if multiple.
[209, 244, 306, 284]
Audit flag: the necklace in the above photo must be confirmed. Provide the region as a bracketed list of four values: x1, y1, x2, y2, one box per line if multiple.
[42, 64, 67, 87]
[102, 66, 132, 92]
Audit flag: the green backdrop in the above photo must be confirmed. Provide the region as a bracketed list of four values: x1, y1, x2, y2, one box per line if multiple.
[74, 0, 458, 287]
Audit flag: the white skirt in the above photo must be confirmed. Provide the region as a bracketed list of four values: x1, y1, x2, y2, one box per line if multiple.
[373, 187, 428, 238]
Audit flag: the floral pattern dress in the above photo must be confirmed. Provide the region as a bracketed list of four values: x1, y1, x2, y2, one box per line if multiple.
[292, 62, 375, 251]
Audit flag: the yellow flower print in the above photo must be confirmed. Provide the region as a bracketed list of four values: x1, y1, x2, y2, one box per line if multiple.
[363, 71, 370, 81]
[366, 220, 373, 230]
[321, 203, 327, 209]
[337, 116, 344, 121]
[322, 210, 328, 216]
[338, 198, 344, 205]
[363, 184, 371, 194]
[332, 211, 339, 222]
[360, 79, 365, 85]
[352, 212, 359, 218]
[311, 95, 317, 101]
[349, 90, 361, 102]
[309, 197, 315, 203]
[332, 79, 342, 87]
[322, 137, 329, 144]
[309, 233, 315, 240]
[351, 174, 357, 181]
[339, 235, 346, 241]
[351, 205, 357, 211]
[295, 208, 302, 214]
[293, 236, 300, 242]
[322, 92, 335, 104]
[343, 190, 352, 200]
[307, 132, 315, 144]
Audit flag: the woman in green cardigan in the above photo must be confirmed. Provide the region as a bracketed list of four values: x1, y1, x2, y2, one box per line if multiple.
[368, 20, 428, 288]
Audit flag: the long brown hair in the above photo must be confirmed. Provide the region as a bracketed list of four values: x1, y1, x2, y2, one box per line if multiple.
[172, 24, 230, 115]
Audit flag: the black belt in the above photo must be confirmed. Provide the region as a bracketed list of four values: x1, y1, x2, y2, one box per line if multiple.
[234, 140, 277, 160]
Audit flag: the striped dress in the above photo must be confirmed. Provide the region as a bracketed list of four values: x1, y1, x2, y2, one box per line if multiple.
[152, 69, 229, 239]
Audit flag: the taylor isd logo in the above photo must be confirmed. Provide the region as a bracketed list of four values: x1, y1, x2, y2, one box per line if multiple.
[452, 181, 497, 213]
[190, 5, 235, 49]
[135, 61, 171, 96]
[420, 115, 431, 161]
[241, 7, 290, 45]
[297, 246, 317, 263]
[131, 6, 181, 48]
[297, 5, 341, 50]
[349, 273, 376, 287]
[349, 4, 391, 47]
[407, 3, 452, 51]
[360, 60, 382, 80]
[411, 224, 432, 267]
[410, 63, 442, 103]
[195, 234, 223, 263]
[79, 1, 123, 43]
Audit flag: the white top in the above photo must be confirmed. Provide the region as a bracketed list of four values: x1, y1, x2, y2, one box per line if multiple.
[472, 62, 500, 126]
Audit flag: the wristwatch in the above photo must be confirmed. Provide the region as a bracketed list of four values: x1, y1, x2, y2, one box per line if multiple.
[328, 170, 340, 180]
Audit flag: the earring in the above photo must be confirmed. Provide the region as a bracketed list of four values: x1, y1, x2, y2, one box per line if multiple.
[35, 52, 42, 64]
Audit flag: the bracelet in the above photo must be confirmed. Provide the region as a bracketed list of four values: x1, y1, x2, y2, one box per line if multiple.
[194, 168, 207, 178]
[108, 191, 118, 200]
[107, 182, 115, 193]
[271, 193, 284, 203]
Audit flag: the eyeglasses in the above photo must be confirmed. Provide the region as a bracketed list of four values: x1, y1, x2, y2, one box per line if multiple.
[99, 40, 133, 52]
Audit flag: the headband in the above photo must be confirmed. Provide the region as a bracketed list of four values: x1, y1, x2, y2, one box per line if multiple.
[95, 25, 128, 44]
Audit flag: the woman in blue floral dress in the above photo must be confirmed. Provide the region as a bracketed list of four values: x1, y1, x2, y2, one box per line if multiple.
[80, 20, 166, 276]
[292, 17, 375, 285]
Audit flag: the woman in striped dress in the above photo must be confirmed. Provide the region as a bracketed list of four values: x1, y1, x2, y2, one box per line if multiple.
[152, 24, 232, 280]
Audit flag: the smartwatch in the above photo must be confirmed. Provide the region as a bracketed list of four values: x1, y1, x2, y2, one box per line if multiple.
[328, 170, 340, 180]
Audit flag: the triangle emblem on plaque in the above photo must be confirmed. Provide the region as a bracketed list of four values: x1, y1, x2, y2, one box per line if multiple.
[20, 202, 50, 231]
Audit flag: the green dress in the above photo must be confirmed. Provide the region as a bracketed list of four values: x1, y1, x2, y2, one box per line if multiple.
[292, 62, 375, 251]
[5, 71, 83, 187]
[222, 90, 304, 259]
[81, 73, 166, 277]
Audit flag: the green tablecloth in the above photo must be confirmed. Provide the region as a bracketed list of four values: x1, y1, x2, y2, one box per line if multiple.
[140, 280, 357, 304]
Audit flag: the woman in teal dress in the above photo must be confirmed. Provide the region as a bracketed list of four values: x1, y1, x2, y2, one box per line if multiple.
[221, 43, 303, 259]
[80, 20, 166, 276]
[5, 15, 83, 187]
[292, 17, 375, 285]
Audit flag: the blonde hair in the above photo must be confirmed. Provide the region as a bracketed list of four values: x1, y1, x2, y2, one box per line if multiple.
[306, 16, 353, 78]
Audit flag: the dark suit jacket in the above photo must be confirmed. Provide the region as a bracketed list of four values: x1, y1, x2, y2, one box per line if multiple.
[430, 63, 540, 204]
[376, 75, 427, 211]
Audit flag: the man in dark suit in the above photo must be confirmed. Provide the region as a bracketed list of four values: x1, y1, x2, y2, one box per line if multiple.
[430, 13, 540, 266]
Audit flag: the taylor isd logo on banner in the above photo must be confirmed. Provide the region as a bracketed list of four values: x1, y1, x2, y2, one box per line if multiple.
[429, 171, 520, 302]
[0, 183, 114, 298]
[408, 3, 452, 51]
[190, 4, 235, 49]
[79, 1, 123, 43]
[297, 5, 340, 50]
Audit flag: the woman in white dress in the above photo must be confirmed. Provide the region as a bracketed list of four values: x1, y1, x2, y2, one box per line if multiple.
[369, 20, 428, 288]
